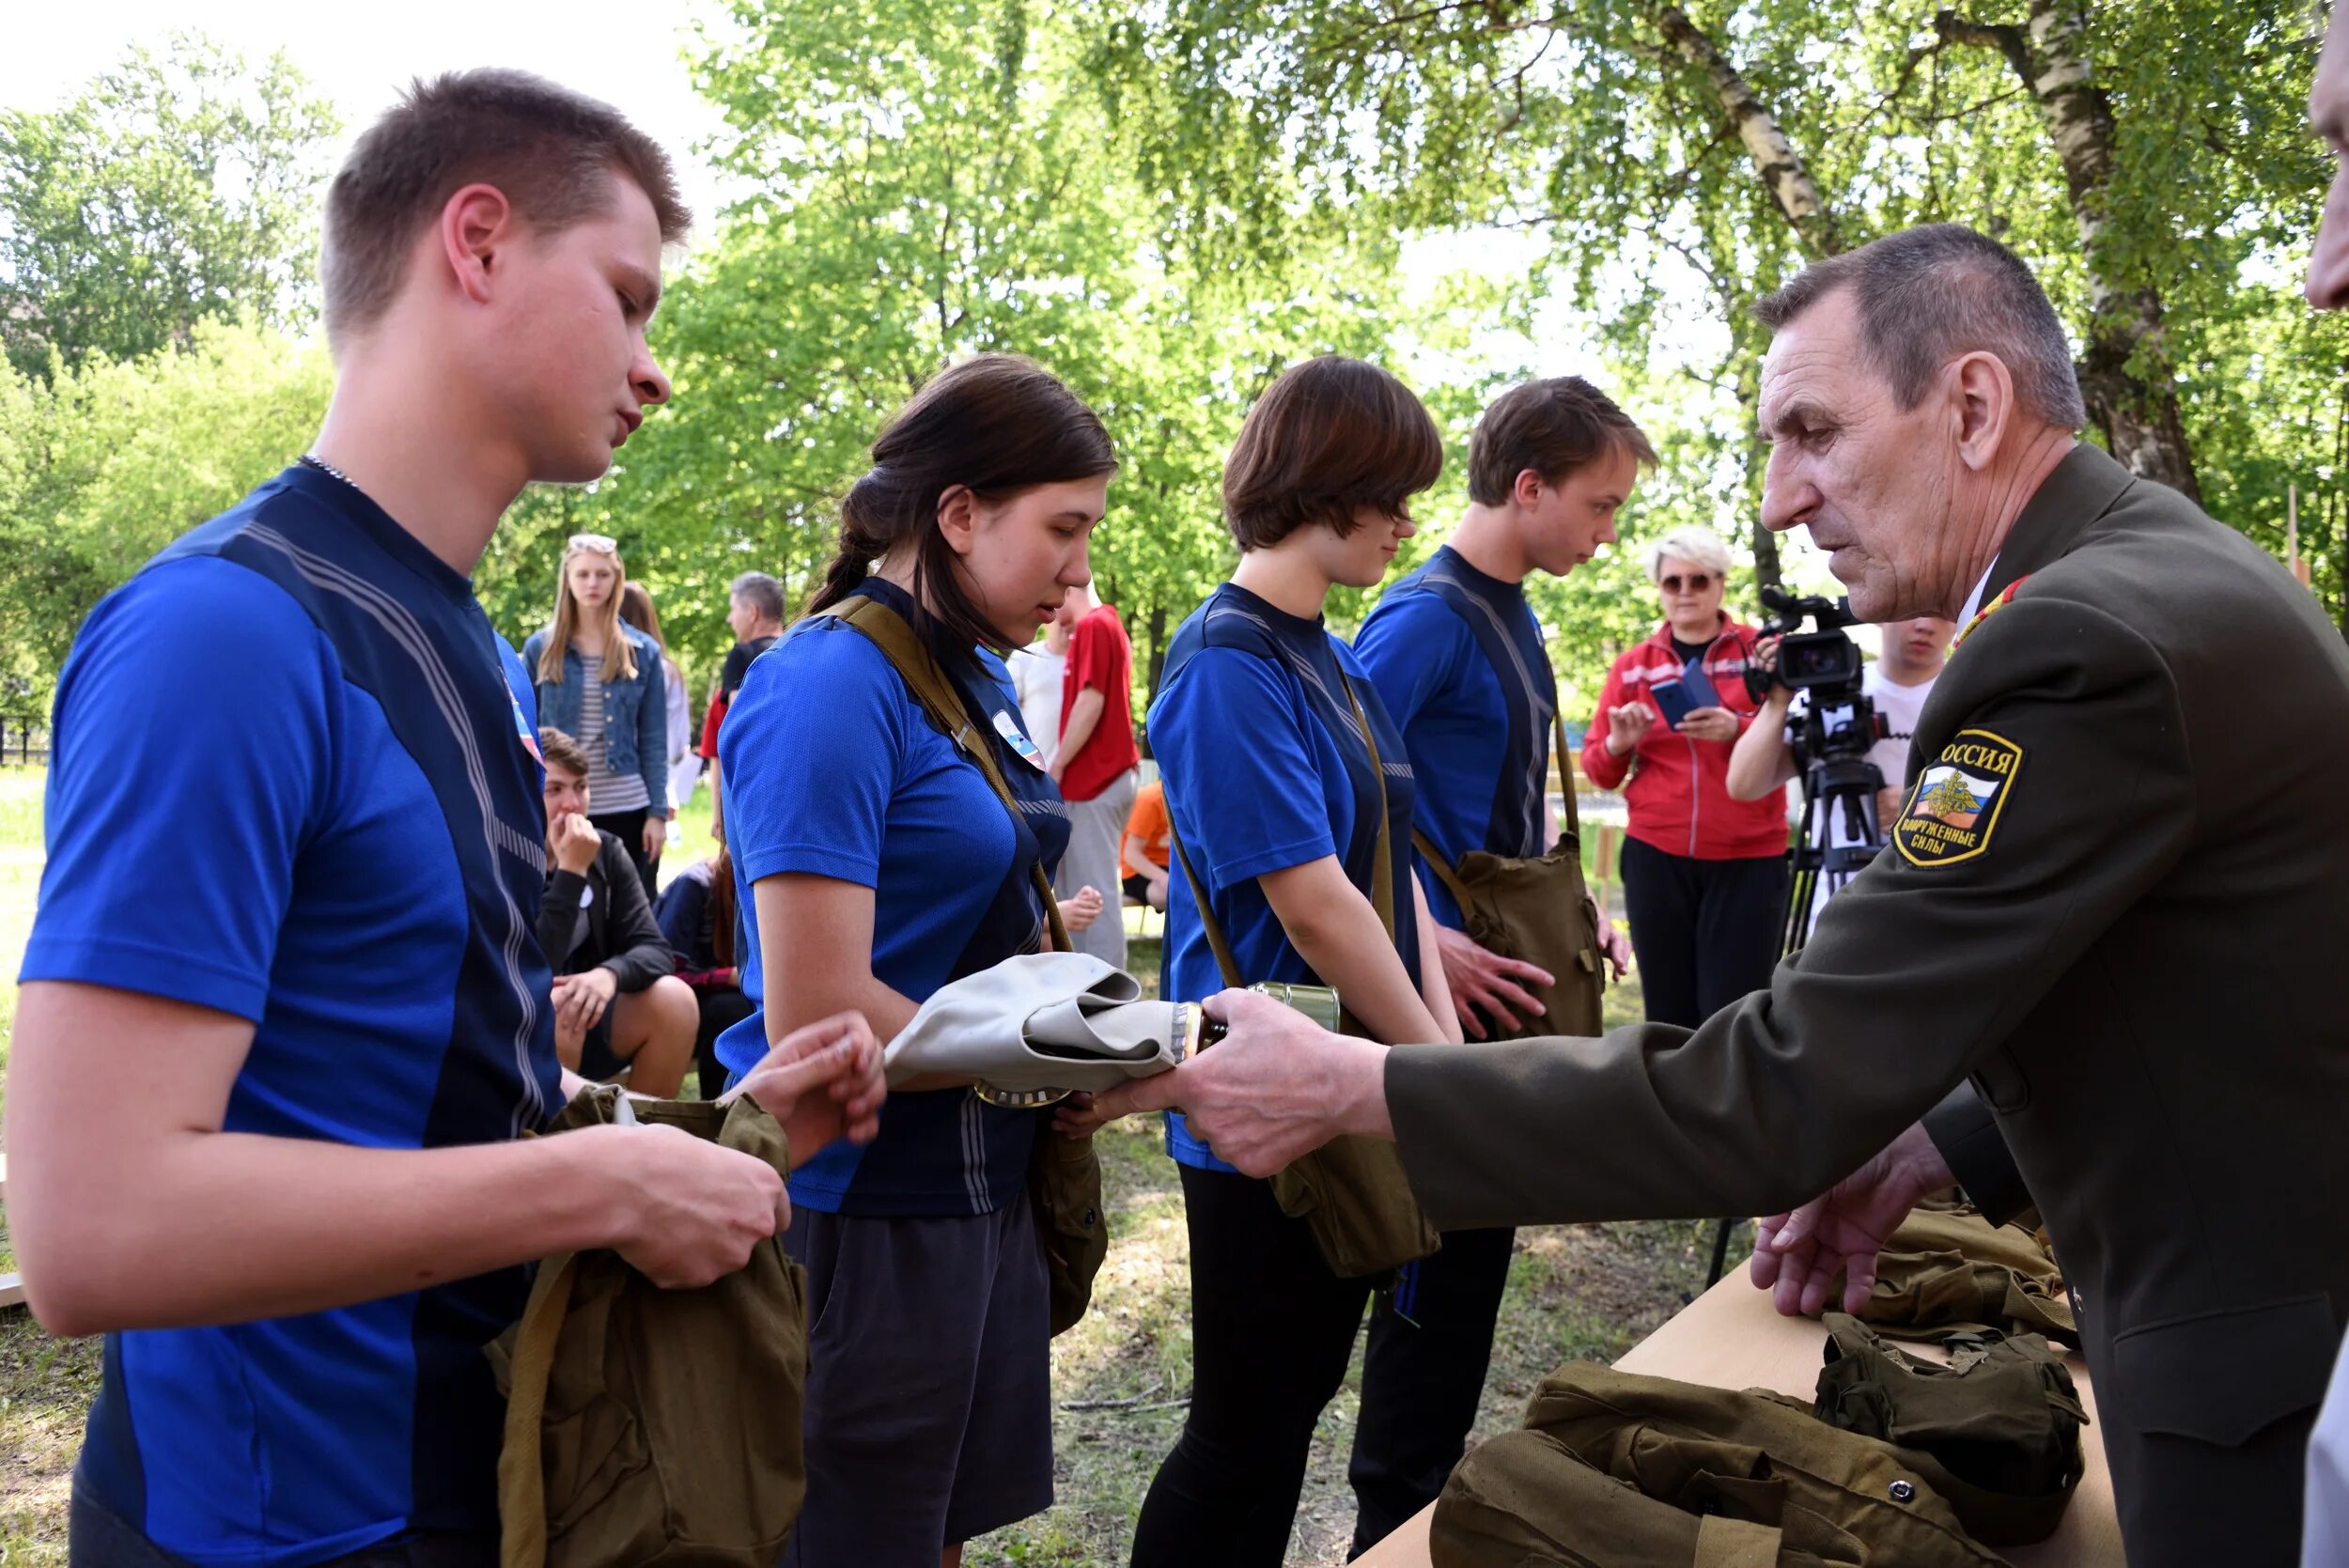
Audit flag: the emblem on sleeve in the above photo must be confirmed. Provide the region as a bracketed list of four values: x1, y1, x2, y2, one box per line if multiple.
[1894, 727, 2022, 867]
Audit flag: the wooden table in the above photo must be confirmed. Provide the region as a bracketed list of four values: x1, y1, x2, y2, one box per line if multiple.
[1358, 1266, 2121, 1566]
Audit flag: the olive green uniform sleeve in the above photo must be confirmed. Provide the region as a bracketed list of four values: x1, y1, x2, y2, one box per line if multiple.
[1387, 593, 2195, 1228]
[1921, 1081, 2033, 1224]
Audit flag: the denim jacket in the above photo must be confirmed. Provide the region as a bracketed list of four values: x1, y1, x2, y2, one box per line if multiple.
[521, 623, 669, 814]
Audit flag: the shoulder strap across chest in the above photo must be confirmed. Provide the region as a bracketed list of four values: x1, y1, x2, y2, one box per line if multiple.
[812, 598, 1070, 954]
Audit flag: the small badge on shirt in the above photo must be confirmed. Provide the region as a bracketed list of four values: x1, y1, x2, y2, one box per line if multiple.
[993, 707, 1047, 772]
[510, 687, 541, 766]
[1894, 728, 2023, 868]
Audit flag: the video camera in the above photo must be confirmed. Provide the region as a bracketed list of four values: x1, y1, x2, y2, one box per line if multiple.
[1746, 586, 1863, 698]
[1744, 585, 1876, 767]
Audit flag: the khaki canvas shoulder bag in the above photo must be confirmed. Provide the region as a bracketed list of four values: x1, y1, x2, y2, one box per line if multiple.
[493, 1090, 808, 1568]
[1167, 669, 1441, 1279]
[1411, 709, 1607, 1038]
[1431, 1361, 2010, 1568]
[812, 597, 1107, 1335]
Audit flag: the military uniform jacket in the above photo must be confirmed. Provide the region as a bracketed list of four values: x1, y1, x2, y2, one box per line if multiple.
[1385, 444, 2349, 1566]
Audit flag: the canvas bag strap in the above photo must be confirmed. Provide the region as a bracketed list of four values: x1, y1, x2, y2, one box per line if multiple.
[1338, 670, 1395, 942]
[1167, 819, 1245, 988]
[1166, 671, 1395, 983]
[1555, 708, 1580, 839]
[815, 599, 1071, 954]
[496, 1250, 579, 1568]
[1409, 826, 1477, 915]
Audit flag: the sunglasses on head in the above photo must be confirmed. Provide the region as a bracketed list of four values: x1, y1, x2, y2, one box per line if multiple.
[568, 533, 619, 553]
[1660, 572, 1714, 593]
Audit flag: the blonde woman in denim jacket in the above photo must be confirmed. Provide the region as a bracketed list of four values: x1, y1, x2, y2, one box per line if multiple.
[523, 533, 669, 895]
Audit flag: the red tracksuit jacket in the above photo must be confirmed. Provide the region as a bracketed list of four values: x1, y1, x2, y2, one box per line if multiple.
[1579, 615, 1789, 861]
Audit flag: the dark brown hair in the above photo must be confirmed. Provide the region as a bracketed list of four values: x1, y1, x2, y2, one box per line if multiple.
[1467, 377, 1658, 505]
[807, 355, 1117, 656]
[537, 726, 590, 781]
[1753, 224, 2085, 430]
[322, 69, 690, 348]
[1222, 357, 1443, 550]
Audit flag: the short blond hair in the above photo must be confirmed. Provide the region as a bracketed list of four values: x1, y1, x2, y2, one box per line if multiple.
[1647, 526, 1734, 582]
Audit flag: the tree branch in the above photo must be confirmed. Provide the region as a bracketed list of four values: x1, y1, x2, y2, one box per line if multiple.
[1650, 4, 1839, 256]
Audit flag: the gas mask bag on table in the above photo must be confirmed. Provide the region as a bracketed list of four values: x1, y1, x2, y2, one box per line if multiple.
[881, 951, 1198, 1106]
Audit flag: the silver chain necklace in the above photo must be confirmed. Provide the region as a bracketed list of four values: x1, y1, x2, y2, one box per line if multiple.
[299, 452, 356, 489]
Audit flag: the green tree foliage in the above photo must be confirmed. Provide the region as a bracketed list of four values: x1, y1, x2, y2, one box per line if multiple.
[1079, 0, 2349, 631]
[483, 0, 1497, 701]
[0, 318, 334, 690]
[0, 34, 339, 383]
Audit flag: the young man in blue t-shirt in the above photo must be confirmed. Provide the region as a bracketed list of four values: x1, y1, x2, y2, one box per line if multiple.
[6, 71, 880, 1568]
[1344, 377, 1649, 1546]
[1356, 377, 1645, 1036]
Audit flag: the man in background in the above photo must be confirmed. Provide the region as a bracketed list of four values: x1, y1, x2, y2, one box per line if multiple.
[700, 569, 785, 836]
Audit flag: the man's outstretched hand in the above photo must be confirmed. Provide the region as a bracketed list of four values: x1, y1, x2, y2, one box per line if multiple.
[1750, 1119, 1952, 1317]
[1086, 989, 1392, 1175]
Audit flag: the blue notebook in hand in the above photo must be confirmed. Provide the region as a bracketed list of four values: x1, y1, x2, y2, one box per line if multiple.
[1651, 655, 1721, 730]
[1678, 654, 1721, 709]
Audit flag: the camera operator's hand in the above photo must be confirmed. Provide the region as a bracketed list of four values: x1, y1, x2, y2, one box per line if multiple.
[1679, 706, 1740, 744]
[1603, 702, 1655, 757]
[1753, 633, 1780, 675]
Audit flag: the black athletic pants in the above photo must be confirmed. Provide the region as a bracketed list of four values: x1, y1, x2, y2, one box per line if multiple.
[589, 805, 659, 904]
[690, 984, 755, 1099]
[1128, 1164, 1515, 1565]
[1617, 834, 1788, 1029]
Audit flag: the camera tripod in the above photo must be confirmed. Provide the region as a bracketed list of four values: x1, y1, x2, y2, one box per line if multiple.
[1780, 751, 1890, 956]
[1703, 744, 1890, 1288]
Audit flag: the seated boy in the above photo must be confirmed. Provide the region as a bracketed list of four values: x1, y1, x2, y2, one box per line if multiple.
[539, 726, 699, 1095]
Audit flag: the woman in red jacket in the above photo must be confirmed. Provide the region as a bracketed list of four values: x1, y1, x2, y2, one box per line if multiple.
[1579, 526, 1789, 1027]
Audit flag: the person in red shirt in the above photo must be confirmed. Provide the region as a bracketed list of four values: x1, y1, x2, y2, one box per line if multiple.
[1050, 582, 1142, 964]
[1579, 525, 1787, 1028]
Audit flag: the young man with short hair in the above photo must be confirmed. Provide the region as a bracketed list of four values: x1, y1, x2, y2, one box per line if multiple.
[1341, 374, 1647, 1552]
[5, 70, 881, 1568]
[538, 726, 700, 1096]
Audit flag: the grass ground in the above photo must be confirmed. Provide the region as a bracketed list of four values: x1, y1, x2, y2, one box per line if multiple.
[0, 776, 1735, 1566]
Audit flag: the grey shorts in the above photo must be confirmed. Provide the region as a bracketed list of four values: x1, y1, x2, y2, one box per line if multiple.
[780, 1194, 1054, 1565]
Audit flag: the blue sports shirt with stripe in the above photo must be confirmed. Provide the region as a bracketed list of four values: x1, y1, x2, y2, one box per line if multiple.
[21, 462, 562, 1567]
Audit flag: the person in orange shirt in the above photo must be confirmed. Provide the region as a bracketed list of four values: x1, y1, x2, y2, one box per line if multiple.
[1121, 774, 1172, 910]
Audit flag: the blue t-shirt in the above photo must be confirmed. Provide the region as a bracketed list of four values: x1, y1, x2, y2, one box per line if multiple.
[1354, 545, 1558, 929]
[1148, 582, 1423, 1171]
[714, 579, 1070, 1216]
[20, 463, 562, 1568]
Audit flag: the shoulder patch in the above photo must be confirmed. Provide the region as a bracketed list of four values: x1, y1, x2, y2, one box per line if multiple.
[1894, 727, 2023, 868]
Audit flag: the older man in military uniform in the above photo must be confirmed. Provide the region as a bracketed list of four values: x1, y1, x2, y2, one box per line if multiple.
[1097, 224, 2349, 1565]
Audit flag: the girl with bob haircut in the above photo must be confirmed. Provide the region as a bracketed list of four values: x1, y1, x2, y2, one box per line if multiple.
[712, 353, 1114, 1567]
[1128, 356, 1465, 1562]
[523, 535, 671, 895]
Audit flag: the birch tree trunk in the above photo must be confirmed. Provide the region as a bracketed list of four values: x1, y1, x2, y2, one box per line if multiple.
[1937, 2, 2201, 499]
